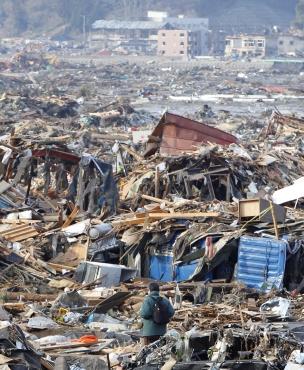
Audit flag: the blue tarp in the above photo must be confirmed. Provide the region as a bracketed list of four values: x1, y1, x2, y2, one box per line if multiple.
[149, 255, 174, 282]
[149, 237, 216, 282]
[236, 236, 287, 292]
[175, 261, 198, 281]
[149, 255, 214, 282]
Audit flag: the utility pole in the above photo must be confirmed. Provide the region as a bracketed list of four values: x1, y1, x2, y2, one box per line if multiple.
[82, 15, 86, 48]
[123, 0, 128, 19]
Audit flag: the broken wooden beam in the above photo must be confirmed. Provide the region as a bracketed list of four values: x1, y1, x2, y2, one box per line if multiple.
[61, 205, 80, 229]
[3, 291, 58, 302]
[141, 194, 174, 206]
[148, 212, 220, 219]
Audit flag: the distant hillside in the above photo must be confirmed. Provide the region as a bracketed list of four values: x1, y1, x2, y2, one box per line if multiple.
[0, 0, 114, 38]
[204, 0, 297, 32]
[0, 0, 297, 38]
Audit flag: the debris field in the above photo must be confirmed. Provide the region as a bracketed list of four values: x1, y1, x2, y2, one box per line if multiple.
[0, 52, 304, 370]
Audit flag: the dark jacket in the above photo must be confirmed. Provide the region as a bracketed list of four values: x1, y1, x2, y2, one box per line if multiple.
[140, 291, 175, 337]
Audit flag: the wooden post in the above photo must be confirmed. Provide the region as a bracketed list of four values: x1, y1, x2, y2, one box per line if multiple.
[206, 174, 215, 200]
[155, 166, 160, 198]
[270, 202, 279, 240]
[183, 175, 192, 199]
[226, 174, 231, 202]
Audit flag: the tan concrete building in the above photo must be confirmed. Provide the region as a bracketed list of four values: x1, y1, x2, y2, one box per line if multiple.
[157, 29, 201, 58]
[91, 16, 208, 56]
[225, 35, 266, 58]
[278, 35, 304, 56]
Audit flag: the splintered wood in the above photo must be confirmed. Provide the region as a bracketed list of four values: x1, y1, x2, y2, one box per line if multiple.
[1, 224, 40, 242]
[170, 302, 264, 332]
[112, 211, 220, 227]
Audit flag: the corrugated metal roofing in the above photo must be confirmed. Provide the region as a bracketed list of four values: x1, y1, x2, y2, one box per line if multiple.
[236, 236, 287, 292]
[92, 20, 168, 30]
[166, 17, 209, 29]
[0, 195, 17, 209]
[92, 18, 208, 31]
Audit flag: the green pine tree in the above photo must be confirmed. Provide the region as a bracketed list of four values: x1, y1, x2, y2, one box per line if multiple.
[295, 0, 304, 28]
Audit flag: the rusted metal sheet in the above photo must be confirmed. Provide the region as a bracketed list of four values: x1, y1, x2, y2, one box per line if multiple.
[32, 149, 80, 163]
[145, 112, 238, 157]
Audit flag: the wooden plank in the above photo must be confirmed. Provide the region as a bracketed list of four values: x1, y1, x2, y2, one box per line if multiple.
[3, 302, 26, 311]
[183, 176, 192, 198]
[120, 143, 144, 162]
[47, 262, 76, 272]
[62, 205, 80, 229]
[0, 219, 41, 224]
[148, 212, 219, 219]
[40, 358, 54, 370]
[141, 194, 173, 206]
[4, 292, 58, 302]
[3, 229, 38, 238]
[93, 292, 133, 314]
[0, 180, 11, 195]
[7, 232, 39, 242]
[155, 167, 160, 198]
[226, 174, 231, 202]
[43, 215, 61, 222]
[143, 204, 162, 213]
[112, 211, 219, 226]
[206, 174, 216, 200]
[35, 259, 57, 275]
[187, 167, 229, 181]
[40, 340, 102, 351]
[2, 225, 35, 235]
[34, 191, 57, 210]
[112, 217, 147, 226]
[239, 199, 260, 218]
[270, 201, 279, 239]
[2, 224, 39, 242]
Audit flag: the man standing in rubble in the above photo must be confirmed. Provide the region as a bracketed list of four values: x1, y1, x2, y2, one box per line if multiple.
[140, 282, 174, 345]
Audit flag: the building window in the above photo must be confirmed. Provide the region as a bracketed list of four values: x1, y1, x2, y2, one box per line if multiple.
[161, 50, 165, 55]
[279, 40, 284, 45]
[162, 33, 166, 37]
[180, 41, 184, 46]
[290, 40, 294, 45]
[243, 39, 255, 47]
[180, 50, 184, 54]
[226, 40, 231, 46]
[162, 42, 166, 45]
[180, 33, 185, 37]
[257, 40, 265, 47]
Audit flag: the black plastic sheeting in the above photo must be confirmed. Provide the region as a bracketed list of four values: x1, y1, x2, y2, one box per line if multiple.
[290, 325, 304, 342]
[133, 361, 276, 370]
[173, 361, 276, 370]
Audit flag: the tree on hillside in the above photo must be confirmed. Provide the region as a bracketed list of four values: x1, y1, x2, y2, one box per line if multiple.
[57, 0, 113, 32]
[295, 0, 304, 28]
[12, 0, 28, 33]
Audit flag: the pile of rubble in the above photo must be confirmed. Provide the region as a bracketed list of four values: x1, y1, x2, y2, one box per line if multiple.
[0, 103, 304, 370]
[0, 51, 66, 73]
[2, 49, 304, 369]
